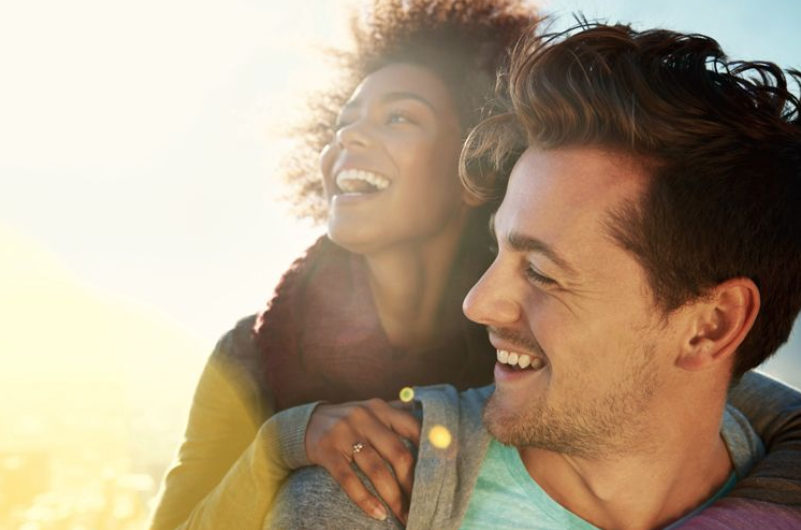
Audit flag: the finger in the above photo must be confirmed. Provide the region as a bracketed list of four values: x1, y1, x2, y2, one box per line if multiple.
[335, 405, 416, 509]
[367, 399, 422, 446]
[310, 401, 416, 519]
[353, 444, 408, 524]
[356, 414, 417, 498]
[387, 409, 421, 446]
[326, 458, 389, 522]
[385, 439, 416, 499]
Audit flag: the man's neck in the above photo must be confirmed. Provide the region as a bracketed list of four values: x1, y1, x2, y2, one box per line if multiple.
[518, 410, 732, 530]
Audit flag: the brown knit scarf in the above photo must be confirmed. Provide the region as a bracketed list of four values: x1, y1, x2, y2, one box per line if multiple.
[253, 234, 495, 412]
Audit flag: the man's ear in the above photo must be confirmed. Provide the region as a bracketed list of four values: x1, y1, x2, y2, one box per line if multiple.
[676, 278, 760, 372]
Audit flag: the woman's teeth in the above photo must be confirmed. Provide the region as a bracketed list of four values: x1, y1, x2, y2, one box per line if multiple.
[336, 169, 390, 193]
[497, 349, 545, 370]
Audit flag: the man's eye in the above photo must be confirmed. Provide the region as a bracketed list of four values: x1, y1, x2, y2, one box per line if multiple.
[525, 265, 556, 286]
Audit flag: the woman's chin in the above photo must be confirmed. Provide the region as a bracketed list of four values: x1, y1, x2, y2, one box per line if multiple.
[326, 209, 467, 257]
[326, 220, 383, 255]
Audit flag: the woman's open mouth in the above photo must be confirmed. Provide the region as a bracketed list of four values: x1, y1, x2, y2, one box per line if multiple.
[335, 169, 391, 195]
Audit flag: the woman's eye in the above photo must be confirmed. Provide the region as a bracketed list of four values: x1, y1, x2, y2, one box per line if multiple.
[387, 111, 414, 125]
[525, 265, 556, 286]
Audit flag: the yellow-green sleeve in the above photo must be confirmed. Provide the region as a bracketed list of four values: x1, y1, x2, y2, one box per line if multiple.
[148, 326, 317, 530]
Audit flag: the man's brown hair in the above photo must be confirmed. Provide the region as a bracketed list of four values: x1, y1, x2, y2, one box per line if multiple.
[462, 23, 801, 378]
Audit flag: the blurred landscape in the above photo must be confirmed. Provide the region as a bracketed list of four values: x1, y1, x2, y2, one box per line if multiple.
[0, 226, 208, 529]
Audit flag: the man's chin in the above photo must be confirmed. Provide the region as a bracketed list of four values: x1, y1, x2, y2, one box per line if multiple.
[482, 390, 532, 446]
[482, 388, 566, 452]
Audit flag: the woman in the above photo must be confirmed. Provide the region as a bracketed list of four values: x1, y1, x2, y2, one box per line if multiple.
[149, 1, 535, 528]
[150, 1, 801, 528]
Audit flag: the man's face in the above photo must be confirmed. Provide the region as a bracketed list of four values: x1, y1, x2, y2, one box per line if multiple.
[463, 146, 685, 457]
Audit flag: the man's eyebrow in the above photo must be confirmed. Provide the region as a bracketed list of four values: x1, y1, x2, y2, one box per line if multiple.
[507, 232, 577, 276]
[489, 214, 577, 276]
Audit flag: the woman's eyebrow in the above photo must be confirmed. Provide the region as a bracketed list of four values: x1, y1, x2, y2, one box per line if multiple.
[381, 92, 438, 112]
[338, 91, 438, 117]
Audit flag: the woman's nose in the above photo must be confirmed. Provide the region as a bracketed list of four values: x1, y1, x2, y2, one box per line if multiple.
[335, 119, 373, 150]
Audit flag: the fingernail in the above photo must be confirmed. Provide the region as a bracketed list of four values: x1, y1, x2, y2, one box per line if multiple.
[370, 504, 387, 521]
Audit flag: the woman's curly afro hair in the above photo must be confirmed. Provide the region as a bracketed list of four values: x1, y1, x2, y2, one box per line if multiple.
[280, 0, 538, 221]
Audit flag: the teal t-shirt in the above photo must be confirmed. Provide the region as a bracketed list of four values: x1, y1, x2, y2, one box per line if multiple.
[460, 439, 737, 530]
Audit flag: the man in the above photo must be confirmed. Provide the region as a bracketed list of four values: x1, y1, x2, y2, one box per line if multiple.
[267, 23, 801, 529]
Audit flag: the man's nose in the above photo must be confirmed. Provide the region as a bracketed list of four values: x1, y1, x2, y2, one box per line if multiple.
[463, 259, 522, 327]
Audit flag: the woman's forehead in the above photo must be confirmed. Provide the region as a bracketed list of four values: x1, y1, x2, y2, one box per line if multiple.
[347, 63, 455, 111]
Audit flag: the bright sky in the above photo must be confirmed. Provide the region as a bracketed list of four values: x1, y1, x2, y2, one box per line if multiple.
[1, 0, 799, 420]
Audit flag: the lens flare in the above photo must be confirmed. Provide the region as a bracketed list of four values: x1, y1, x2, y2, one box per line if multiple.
[428, 425, 452, 449]
[399, 387, 415, 403]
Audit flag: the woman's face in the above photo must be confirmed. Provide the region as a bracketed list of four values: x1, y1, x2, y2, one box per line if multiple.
[320, 62, 467, 255]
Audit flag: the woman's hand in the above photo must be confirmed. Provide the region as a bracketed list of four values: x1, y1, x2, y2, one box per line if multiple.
[305, 398, 421, 524]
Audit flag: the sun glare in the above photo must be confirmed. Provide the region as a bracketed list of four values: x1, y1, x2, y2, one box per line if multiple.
[0, 225, 204, 529]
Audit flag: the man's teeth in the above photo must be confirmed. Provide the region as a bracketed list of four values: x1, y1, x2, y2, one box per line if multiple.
[336, 169, 390, 193]
[496, 349, 545, 370]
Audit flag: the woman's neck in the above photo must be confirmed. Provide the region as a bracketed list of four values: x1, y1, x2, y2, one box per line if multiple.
[364, 208, 470, 351]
